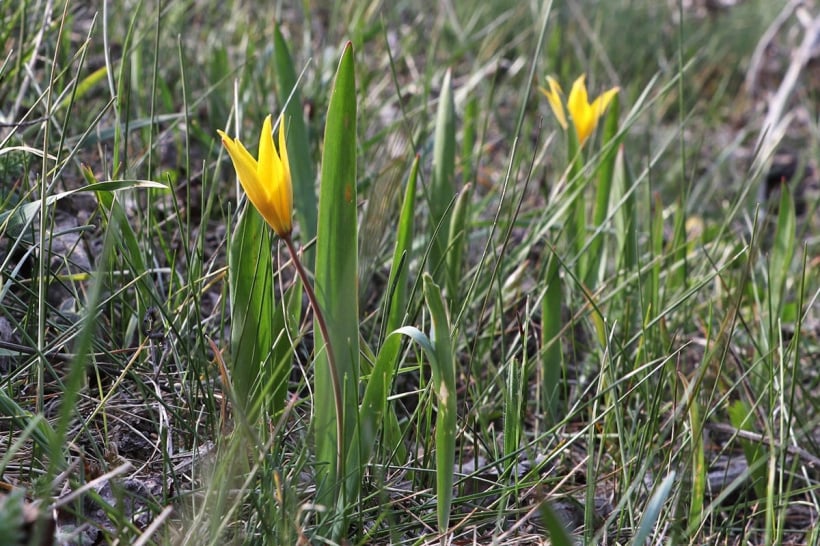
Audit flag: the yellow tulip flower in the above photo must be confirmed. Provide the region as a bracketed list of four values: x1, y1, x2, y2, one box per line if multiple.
[540, 75, 619, 146]
[218, 114, 293, 238]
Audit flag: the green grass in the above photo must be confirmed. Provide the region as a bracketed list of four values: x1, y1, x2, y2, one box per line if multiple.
[2, 0, 819, 544]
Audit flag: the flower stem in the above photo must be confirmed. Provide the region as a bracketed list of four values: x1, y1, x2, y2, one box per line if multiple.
[283, 235, 345, 491]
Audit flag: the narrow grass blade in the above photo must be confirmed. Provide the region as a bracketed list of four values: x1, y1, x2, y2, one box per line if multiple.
[0, 179, 165, 239]
[669, 199, 688, 290]
[314, 42, 359, 506]
[680, 372, 705, 529]
[92, 185, 162, 336]
[647, 193, 665, 327]
[228, 207, 273, 421]
[423, 273, 457, 539]
[610, 146, 637, 273]
[0, 412, 49, 475]
[768, 185, 795, 320]
[56, 65, 107, 112]
[86, 165, 148, 281]
[429, 69, 455, 287]
[728, 400, 767, 500]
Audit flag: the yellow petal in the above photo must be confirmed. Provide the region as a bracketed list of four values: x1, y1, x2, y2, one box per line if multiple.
[567, 75, 595, 144]
[219, 126, 279, 233]
[258, 115, 289, 233]
[539, 76, 568, 129]
[218, 130, 266, 212]
[566, 75, 590, 120]
[591, 86, 620, 120]
[218, 130, 258, 181]
[257, 115, 277, 195]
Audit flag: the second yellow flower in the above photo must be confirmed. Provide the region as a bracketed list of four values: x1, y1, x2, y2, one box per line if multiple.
[540, 75, 619, 147]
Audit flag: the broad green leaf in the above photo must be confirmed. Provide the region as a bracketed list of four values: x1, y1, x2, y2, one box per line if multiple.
[669, 199, 688, 290]
[647, 193, 664, 328]
[564, 108, 585, 273]
[585, 95, 620, 288]
[541, 253, 562, 424]
[363, 154, 421, 464]
[633, 471, 676, 545]
[356, 332, 400, 468]
[385, 155, 419, 335]
[273, 22, 317, 260]
[354, 323, 416, 476]
[460, 96, 477, 187]
[429, 69, 455, 287]
[368, 297, 456, 539]
[314, 42, 359, 506]
[423, 273, 456, 536]
[229, 206, 273, 421]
